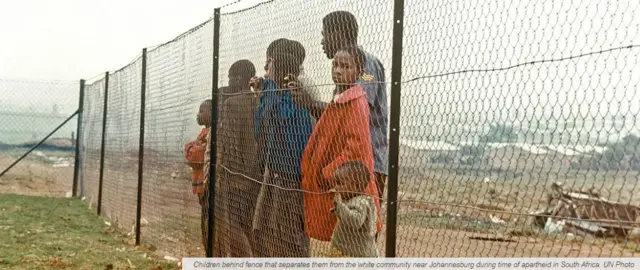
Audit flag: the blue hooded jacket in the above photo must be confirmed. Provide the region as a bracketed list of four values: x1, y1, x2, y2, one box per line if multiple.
[254, 78, 314, 177]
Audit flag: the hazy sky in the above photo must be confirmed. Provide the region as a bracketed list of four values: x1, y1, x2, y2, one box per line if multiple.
[2, 0, 639, 146]
[0, 0, 257, 81]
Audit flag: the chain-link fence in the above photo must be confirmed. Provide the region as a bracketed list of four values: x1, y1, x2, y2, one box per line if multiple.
[0, 79, 79, 197]
[396, 0, 640, 257]
[2, 0, 637, 259]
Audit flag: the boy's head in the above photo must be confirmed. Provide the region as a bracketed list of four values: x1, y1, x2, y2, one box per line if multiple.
[288, 39, 306, 66]
[197, 99, 212, 127]
[322, 11, 359, 59]
[332, 45, 365, 88]
[333, 161, 370, 199]
[265, 38, 306, 73]
[227, 60, 256, 93]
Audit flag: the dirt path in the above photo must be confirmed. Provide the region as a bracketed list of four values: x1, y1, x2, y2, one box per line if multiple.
[384, 225, 638, 257]
[308, 225, 638, 257]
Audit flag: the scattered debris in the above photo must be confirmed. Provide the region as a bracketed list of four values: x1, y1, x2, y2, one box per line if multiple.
[630, 216, 640, 241]
[531, 182, 640, 239]
[127, 217, 149, 236]
[469, 235, 516, 242]
[544, 219, 565, 234]
[104, 221, 111, 227]
[164, 256, 179, 262]
[476, 203, 506, 211]
[52, 159, 72, 168]
[64, 191, 72, 198]
[489, 214, 506, 224]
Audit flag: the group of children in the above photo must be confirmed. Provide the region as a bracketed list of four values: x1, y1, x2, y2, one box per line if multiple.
[185, 11, 384, 258]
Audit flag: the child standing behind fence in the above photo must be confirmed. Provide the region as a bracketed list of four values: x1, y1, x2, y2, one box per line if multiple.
[301, 45, 382, 256]
[185, 99, 211, 195]
[184, 99, 215, 254]
[328, 161, 379, 257]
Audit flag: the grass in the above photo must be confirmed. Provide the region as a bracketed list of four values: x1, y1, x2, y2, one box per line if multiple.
[0, 194, 179, 270]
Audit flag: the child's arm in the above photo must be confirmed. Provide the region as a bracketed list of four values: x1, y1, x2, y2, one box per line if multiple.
[333, 195, 369, 228]
[320, 95, 372, 184]
[185, 138, 206, 169]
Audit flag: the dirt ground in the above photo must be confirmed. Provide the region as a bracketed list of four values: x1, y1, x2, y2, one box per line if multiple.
[3, 151, 639, 259]
[386, 227, 637, 257]
[308, 226, 638, 257]
[0, 155, 73, 197]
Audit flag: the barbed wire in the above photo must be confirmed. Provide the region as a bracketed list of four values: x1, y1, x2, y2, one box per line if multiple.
[220, 0, 275, 15]
[405, 44, 640, 82]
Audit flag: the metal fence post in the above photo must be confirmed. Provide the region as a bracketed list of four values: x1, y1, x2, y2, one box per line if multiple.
[385, 0, 405, 258]
[72, 79, 85, 197]
[97, 72, 109, 216]
[135, 48, 148, 245]
[206, 8, 221, 258]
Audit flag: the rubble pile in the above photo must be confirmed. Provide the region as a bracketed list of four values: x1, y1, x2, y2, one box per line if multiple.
[531, 182, 640, 240]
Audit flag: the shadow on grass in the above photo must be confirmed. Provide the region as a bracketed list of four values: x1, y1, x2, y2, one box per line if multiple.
[0, 194, 178, 269]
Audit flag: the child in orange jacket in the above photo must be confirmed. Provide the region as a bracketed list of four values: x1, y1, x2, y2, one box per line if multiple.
[184, 99, 211, 195]
[301, 46, 382, 244]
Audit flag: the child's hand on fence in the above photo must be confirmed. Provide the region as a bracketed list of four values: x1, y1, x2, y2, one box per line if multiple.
[283, 73, 298, 89]
[329, 187, 343, 204]
[249, 76, 263, 96]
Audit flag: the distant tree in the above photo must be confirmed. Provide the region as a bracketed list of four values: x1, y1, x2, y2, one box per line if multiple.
[459, 144, 486, 157]
[598, 134, 640, 170]
[479, 123, 518, 143]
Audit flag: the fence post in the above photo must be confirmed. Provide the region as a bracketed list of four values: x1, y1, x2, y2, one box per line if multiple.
[135, 48, 148, 245]
[385, 0, 405, 258]
[206, 8, 221, 258]
[72, 79, 85, 197]
[97, 72, 109, 216]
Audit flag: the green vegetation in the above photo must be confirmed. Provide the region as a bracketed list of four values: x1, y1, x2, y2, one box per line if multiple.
[0, 194, 178, 269]
[576, 134, 640, 171]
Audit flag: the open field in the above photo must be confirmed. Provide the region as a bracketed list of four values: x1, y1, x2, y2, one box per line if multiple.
[2, 148, 639, 259]
[0, 194, 179, 269]
[0, 150, 74, 197]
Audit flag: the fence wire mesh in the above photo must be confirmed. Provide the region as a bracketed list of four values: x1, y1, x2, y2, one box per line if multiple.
[64, 0, 640, 259]
[397, 0, 640, 257]
[141, 19, 213, 257]
[0, 79, 78, 197]
[100, 59, 143, 236]
[80, 78, 105, 205]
